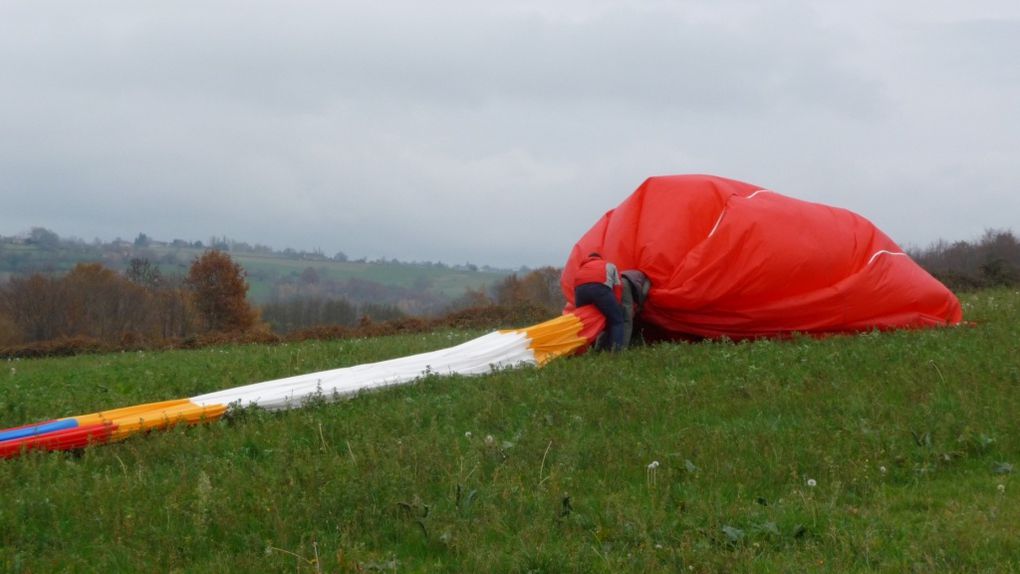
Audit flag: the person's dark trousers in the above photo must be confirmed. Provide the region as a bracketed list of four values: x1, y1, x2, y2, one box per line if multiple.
[575, 282, 625, 351]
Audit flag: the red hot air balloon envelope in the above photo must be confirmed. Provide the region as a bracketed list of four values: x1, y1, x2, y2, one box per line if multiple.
[562, 175, 963, 341]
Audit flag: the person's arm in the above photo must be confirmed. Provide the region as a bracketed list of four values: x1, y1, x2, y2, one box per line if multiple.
[606, 263, 622, 298]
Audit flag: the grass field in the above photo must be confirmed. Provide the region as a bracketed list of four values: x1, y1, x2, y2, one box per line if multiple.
[2, 290, 1018, 572]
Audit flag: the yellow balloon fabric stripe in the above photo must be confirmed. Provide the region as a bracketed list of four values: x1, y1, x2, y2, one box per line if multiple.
[72, 399, 228, 441]
[509, 312, 589, 365]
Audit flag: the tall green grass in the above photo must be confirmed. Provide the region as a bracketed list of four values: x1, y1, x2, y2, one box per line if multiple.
[2, 290, 1018, 572]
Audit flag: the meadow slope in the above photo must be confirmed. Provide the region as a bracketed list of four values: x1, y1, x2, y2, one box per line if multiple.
[2, 290, 1018, 572]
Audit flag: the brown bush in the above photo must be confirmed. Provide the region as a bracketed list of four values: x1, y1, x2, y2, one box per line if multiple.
[186, 250, 260, 333]
[0, 336, 114, 359]
[0, 311, 21, 346]
[62, 263, 154, 341]
[0, 287, 560, 359]
[491, 267, 565, 314]
[0, 274, 65, 342]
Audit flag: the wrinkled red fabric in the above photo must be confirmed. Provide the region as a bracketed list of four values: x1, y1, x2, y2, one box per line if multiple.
[562, 175, 962, 340]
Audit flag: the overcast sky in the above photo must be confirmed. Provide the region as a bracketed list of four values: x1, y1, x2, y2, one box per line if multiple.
[1, 1, 1017, 267]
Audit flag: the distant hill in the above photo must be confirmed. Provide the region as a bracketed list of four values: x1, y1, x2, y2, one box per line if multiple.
[0, 229, 514, 312]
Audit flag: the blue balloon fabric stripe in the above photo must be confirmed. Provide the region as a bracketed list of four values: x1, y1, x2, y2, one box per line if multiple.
[0, 419, 78, 443]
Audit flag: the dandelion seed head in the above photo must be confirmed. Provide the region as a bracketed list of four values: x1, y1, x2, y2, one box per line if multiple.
[647, 460, 660, 469]
[464, 431, 472, 438]
[879, 466, 887, 474]
[806, 478, 817, 487]
[484, 434, 495, 446]
[998, 484, 1006, 493]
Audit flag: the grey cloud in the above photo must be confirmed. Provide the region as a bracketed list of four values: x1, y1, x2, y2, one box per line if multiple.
[0, 1, 1017, 267]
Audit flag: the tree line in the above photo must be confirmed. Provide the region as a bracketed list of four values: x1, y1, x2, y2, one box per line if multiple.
[258, 267, 563, 334]
[908, 229, 1020, 291]
[3, 228, 1015, 353]
[0, 228, 511, 318]
[0, 251, 258, 347]
[0, 247, 563, 349]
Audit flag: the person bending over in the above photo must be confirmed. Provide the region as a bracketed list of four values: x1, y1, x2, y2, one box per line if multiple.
[573, 252, 625, 351]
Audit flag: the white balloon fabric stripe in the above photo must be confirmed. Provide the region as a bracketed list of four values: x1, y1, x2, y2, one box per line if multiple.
[191, 331, 537, 410]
